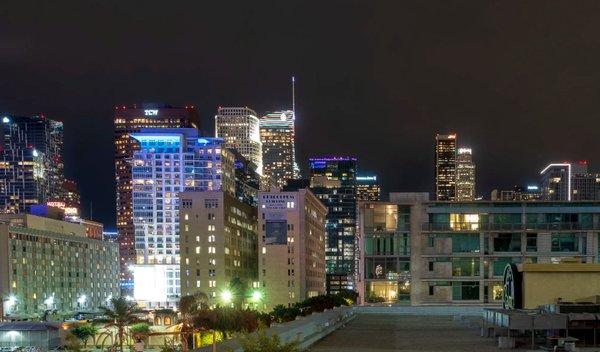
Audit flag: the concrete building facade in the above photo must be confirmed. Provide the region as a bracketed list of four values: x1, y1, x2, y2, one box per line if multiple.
[258, 189, 327, 310]
[0, 214, 119, 318]
[179, 191, 258, 305]
[358, 193, 600, 306]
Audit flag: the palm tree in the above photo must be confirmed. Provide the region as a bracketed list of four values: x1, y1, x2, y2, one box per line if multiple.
[178, 292, 208, 351]
[99, 297, 138, 352]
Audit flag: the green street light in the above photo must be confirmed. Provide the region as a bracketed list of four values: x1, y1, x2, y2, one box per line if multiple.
[220, 290, 232, 304]
[251, 291, 262, 302]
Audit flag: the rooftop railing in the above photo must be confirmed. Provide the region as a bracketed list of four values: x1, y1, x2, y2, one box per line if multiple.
[421, 222, 597, 231]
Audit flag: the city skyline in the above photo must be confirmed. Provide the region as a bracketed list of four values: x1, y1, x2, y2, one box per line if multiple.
[3, 2, 600, 229]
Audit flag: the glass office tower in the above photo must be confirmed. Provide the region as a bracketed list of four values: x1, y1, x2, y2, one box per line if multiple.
[309, 157, 357, 293]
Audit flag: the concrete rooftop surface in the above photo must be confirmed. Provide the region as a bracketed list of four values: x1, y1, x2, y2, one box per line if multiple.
[308, 313, 501, 352]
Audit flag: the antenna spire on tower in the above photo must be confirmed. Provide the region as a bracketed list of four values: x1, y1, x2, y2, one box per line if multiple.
[291, 76, 296, 115]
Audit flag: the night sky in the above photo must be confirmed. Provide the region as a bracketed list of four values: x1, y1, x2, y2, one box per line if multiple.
[1, 1, 600, 230]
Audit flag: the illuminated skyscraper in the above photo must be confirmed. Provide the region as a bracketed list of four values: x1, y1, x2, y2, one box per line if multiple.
[456, 147, 475, 201]
[0, 114, 65, 213]
[215, 107, 263, 175]
[114, 104, 199, 288]
[260, 110, 298, 188]
[356, 175, 381, 201]
[435, 134, 457, 201]
[540, 161, 600, 201]
[130, 128, 235, 308]
[309, 157, 358, 293]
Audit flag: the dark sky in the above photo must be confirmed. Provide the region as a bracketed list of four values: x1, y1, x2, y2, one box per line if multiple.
[2, 1, 600, 230]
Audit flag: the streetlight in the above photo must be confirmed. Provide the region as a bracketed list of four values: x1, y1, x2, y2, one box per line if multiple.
[44, 295, 54, 309]
[251, 290, 262, 303]
[220, 290, 232, 304]
[1, 296, 17, 321]
[77, 294, 87, 308]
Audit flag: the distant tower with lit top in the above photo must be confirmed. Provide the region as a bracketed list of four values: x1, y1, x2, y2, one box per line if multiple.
[456, 147, 475, 201]
[215, 107, 263, 175]
[435, 134, 457, 201]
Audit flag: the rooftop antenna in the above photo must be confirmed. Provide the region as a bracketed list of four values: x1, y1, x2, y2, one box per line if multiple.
[291, 76, 296, 115]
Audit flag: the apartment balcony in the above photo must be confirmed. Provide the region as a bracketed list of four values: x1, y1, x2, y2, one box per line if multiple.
[421, 222, 597, 232]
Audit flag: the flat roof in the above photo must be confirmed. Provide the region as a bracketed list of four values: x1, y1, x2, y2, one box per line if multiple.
[521, 263, 600, 272]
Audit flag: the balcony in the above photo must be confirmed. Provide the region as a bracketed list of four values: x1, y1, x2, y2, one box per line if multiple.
[421, 222, 597, 232]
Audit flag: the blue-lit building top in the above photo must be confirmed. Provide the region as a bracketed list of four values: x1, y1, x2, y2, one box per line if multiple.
[309, 156, 358, 293]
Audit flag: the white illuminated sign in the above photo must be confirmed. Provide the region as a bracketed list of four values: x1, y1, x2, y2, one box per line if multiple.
[132, 265, 169, 302]
[144, 109, 159, 116]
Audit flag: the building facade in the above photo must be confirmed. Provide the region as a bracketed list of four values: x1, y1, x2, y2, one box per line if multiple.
[435, 134, 457, 201]
[0, 214, 119, 318]
[215, 107, 262, 175]
[358, 199, 413, 304]
[258, 189, 327, 310]
[179, 191, 258, 306]
[308, 157, 358, 293]
[402, 196, 600, 305]
[114, 104, 199, 288]
[259, 111, 298, 189]
[455, 147, 475, 201]
[0, 115, 65, 213]
[356, 175, 381, 201]
[130, 129, 234, 308]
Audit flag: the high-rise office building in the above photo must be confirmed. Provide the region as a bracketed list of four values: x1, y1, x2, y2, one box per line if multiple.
[435, 134, 457, 201]
[456, 147, 475, 201]
[230, 149, 262, 207]
[539, 161, 600, 201]
[129, 128, 234, 308]
[0, 214, 119, 317]
[356, 175, 381, 201]
[114, 104, 199, 288]
[258, 189, 327, 310]
[215, 107, 263, 175]
[309, 157, 358, 293]
[0, 115, 65, 213]
[259, 110, 298, 188]
[179, 190, 258, 306]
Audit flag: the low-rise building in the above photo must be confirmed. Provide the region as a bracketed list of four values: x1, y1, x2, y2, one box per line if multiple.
[258, 189, 327, 310]
[359, 194, 600, 306]
[0, 214, 119, 318]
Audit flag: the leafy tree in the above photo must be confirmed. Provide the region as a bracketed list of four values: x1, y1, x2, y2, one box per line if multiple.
[71, 323, 99, 346]
[178, 292, 208, 351]
[238, 329, 299, 352]
[99, 297, 139, 352]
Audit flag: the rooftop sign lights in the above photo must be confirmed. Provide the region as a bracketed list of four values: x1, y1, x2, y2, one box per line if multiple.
[356, 176, 377, 181]
[144, 109, 159, 116]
